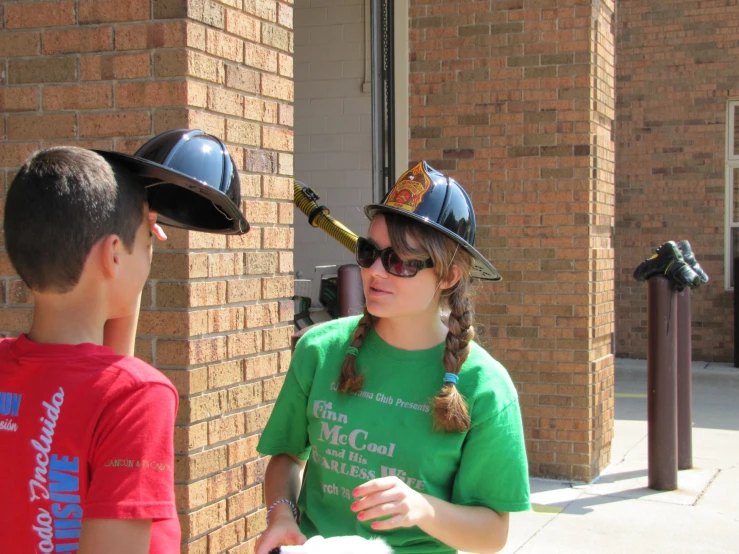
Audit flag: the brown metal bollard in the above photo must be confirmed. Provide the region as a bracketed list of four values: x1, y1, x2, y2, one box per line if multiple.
[735, 256, 739, 368]
[292, 265, 366, 353]
[338, 264, 365, 317]
[647, 276, 678, 491]
[676, 288, 693, 470]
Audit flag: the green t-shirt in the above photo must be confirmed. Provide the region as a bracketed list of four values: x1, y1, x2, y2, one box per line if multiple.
[258, 316, 530, 553]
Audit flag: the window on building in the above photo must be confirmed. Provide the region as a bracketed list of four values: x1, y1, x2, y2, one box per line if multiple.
[726, 101, 739, 289]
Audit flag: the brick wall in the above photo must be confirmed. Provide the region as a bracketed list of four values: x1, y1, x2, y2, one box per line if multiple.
[0, 0, 294, 551]
[293, 0, 372, 278]
[591, 0, 616, 475]
[408, 0, 615, 482]
[615, 0, 736, 362]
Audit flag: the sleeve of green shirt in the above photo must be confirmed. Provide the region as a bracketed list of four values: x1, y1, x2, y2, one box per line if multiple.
[257, 336, 316, 461]
[451, 399, 531, 513]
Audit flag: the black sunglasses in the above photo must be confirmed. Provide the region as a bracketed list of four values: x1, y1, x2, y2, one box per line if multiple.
[356, 237, 434, 277]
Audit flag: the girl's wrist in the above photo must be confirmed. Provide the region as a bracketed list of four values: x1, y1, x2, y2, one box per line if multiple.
[414, 493, 437, 530]
[267, 498, 299, 525]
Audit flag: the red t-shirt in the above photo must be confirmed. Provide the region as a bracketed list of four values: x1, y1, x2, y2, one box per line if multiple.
[0, 335, 181, 553]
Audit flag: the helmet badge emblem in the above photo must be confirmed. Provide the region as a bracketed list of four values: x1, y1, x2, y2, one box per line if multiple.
[384, 162, 433, 213]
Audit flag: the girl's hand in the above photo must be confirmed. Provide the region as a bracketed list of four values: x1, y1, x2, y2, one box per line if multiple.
[351, 477, 432, 531]
[254, 513, 306, 554]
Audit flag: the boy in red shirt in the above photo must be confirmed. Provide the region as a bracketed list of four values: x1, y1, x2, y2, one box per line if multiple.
[0, 147, 178, 553]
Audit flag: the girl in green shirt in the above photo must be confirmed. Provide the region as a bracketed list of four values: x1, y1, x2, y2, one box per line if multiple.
[257, 162, 530, 554]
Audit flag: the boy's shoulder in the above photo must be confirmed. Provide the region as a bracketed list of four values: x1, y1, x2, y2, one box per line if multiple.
[82, 350, 177, 400]
[102, 353, 175, 389]
[0, 335, 175, 393]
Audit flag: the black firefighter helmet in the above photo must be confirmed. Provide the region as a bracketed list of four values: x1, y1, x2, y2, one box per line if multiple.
[95, 129, 249, 235]
[365, 161, 500, 281]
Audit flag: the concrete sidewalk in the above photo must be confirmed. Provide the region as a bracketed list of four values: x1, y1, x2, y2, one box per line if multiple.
[500, 359, 739, 554]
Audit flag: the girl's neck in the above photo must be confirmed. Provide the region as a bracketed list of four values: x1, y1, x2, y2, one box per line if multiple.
[373, 313, 448, 351]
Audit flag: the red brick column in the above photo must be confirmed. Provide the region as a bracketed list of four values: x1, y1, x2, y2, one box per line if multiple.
[0, 0, 294, 550]
[408, 0, 615, 481]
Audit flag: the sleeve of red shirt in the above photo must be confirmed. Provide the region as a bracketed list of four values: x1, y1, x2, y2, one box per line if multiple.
[84, 381, 178, 521]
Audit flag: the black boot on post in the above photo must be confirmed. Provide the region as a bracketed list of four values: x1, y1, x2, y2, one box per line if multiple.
[634, 241, 701, 291]
[676, 240, 709, 284]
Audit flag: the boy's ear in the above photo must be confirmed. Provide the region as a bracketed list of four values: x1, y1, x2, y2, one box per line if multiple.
[98, 234, 123, 280]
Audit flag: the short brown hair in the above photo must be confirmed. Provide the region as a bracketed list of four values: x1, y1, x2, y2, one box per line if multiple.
[4, 147, 146, 293]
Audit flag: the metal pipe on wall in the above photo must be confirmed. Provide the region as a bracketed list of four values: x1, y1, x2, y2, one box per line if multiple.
[385, 0, 395, 184]
[370, 0, 384, 203]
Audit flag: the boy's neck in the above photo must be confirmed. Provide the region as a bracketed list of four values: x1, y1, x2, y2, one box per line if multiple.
[28, 291, 107, 346]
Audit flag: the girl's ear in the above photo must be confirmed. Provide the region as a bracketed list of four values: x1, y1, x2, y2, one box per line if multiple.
[440, 263, 462, 291]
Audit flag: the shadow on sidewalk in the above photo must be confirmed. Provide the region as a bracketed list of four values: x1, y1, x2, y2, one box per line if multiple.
[540, 486, 662, 515]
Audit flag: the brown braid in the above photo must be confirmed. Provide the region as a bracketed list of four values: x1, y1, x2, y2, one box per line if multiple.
[433, 280, 474, 432]
[338, 306, 374, 393]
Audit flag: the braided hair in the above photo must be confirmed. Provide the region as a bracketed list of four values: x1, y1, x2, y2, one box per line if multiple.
[337, 305, 374, 393]
[434, 275, 474, 432]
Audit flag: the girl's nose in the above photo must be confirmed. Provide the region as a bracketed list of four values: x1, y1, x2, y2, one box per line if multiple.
[368, 254, 388, 277]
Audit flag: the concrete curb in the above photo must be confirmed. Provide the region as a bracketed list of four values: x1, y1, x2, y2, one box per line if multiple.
[616, 358, 739, 380]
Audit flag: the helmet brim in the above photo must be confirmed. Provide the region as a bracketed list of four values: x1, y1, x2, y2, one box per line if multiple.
[365, 204, 501, 281]
[94, 150, 249, 235]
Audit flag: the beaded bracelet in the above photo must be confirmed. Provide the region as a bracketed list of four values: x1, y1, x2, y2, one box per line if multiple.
[267, 498, 298, 522]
